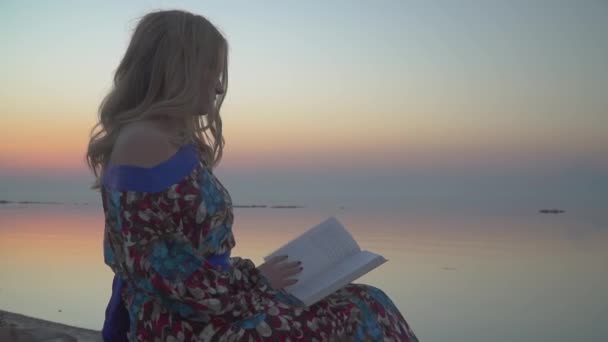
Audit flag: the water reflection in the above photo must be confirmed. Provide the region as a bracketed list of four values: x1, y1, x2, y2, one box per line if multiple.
[0, 205, 606, 341]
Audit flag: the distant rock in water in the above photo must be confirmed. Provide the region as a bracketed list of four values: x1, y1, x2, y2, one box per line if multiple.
[270, 205, 304, 209]
[18, 201, 63, 205]
[539, 209, 566, 214]
[0, 200, 63, 205]
[233, 204, 268, 208]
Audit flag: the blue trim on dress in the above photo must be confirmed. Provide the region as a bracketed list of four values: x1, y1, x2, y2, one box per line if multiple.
[102, 143, 199, 193]
[206, 251, 232, 270]
[102, 275, 129, 342]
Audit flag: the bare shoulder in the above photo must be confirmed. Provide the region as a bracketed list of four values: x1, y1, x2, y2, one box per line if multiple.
[110, 122, 177, 168]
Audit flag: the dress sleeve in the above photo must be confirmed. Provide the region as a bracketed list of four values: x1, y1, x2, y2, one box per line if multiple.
[102, 145, 277, 321]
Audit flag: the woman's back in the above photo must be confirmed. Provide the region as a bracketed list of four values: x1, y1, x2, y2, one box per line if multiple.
[108, 121, 179, 168]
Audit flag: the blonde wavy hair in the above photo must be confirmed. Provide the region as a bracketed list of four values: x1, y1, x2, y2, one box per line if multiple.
[86, 9, 228, 189]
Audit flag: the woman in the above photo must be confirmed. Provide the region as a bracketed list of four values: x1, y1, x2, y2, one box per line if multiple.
[87, 9, 418, 341]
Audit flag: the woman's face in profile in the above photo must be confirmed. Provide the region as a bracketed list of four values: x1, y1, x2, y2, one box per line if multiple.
[214, 79, 225, 96]
[200, 54, 226, 116]
[198, 77, 224, 116]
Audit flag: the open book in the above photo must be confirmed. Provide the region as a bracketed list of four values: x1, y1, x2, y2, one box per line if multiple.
[264, 216, 387, 306]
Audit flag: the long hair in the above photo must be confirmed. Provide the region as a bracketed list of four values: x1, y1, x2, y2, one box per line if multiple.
[86, 9, 228, 189]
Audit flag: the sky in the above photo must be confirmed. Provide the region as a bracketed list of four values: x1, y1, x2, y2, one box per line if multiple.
[0, 0, 606, 209]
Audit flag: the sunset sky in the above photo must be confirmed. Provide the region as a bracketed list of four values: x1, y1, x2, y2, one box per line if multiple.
[1, 0, 606, 208]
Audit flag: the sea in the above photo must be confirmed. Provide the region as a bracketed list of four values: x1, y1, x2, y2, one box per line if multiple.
[0, 199, 606, 341]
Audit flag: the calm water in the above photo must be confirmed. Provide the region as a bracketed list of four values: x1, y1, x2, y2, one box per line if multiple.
[0, 204, 606, 341]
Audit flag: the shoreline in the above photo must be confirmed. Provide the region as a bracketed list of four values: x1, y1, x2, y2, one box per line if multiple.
[0, 310, 101, 342]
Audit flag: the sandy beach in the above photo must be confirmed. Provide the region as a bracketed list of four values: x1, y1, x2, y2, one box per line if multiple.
[0, 310, 102, 342]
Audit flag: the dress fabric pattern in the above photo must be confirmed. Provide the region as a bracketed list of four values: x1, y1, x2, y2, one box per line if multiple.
[101, 143, 418, 341]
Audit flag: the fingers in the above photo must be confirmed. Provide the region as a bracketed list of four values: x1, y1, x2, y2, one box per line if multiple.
[268, 256, 302, 270]
[260, 256, 303, 289]
[282, 265, 303, 277]
[274, 277, 298, 289]
[267, 255, 289, 265]
[278, 260, 301, 271]
[280, 278, 298, 288]
[277, 262, 303, 288]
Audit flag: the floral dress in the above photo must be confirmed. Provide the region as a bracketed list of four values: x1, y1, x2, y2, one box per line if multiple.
[100, 143, 418, 341]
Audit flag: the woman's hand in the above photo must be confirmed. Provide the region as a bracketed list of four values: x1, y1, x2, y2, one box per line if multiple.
[257, 255, 303, 289]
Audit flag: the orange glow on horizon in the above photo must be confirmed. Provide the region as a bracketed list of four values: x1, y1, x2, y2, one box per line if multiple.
[1, 109, 607, 173]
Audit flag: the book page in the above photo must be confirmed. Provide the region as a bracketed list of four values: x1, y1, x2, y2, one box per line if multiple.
[264, 217, 361, 286]
[289, 250, 387, 306]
